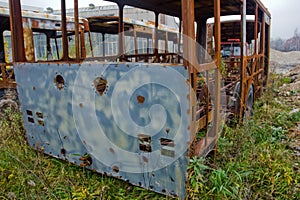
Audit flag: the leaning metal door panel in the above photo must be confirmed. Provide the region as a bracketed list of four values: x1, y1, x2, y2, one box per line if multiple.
[14, 62, 191, 198]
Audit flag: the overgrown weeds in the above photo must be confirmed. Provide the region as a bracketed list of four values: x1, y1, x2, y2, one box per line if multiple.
[1, 74, 299, 199]
[187, 74, 300, 199]
[0, 109, 163, 199]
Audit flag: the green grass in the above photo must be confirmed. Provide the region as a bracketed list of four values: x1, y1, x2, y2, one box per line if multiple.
[0, 110, 164, 200]
[1, 74, 299, 199]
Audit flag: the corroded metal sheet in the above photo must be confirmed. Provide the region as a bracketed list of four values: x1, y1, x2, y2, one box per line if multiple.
[14, 62, 190, 198]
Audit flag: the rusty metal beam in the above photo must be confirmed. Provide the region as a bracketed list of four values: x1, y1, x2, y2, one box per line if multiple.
[211, 0, 221, 141]
[177, 20, 182, 63]
[260, 11, 266, 86]
[0, 82, 17, 89]
[182, 0, 195, 69]
[254, 4, 258, 55]
[239, 0, 247, 123]
[87, 27, 94, 57]
[74, 0, 80, 62]
[181, 0, 198, 148]
[118, 3, 125, 60]
[8, 0, 26, 62]
[265, 15, 271, 87]
[61, 0, 69, 61]
[133, 29, 139, 61]
[153, 12, 159, 61]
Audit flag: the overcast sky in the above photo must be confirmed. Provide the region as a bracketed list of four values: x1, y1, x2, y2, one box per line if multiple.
[1, 0, 299, 39]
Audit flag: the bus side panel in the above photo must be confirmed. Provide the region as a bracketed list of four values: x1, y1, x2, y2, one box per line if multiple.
[14, 62, 190, 198]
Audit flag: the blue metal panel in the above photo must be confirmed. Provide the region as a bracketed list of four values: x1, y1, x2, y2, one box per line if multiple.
[14, 62, 190, 198]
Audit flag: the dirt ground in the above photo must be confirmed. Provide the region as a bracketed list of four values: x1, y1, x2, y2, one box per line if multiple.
[270, 49, 300, 74]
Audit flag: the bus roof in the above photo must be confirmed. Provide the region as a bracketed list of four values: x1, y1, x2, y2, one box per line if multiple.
[108, 0, 271, 20]
[88, 16, 178, 36]
[0, 5, 87, 24]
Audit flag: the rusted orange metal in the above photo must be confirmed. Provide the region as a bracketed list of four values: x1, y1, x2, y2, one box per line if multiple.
[61, 0, 69, 61]
[8, 0, 25, 62]
[74, 0, 80, 62]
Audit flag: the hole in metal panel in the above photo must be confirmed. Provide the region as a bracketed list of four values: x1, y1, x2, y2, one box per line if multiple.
[160, 138, 175, 147]
[170, 176, 175, 182]
[79, 153, 93, 167]
[26, 110, 33, 116]
[36, 112, 43, 118]
[137, 95, 145, 104]
[139, 143, 152, 152]
[61, 148, 66, 156]
[138, 134, 152, 152]
[28, 117, 34, 123]
[165, 128, 170, 133]
[94, 77, 107, 96]
[112, 166, 119, 173]
[109, 148, 115, 154]
[38, 120, 44, 126]
[54, 75, 65, 90]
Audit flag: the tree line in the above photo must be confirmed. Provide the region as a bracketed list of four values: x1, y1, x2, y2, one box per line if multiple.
[271, 28, 300, 52]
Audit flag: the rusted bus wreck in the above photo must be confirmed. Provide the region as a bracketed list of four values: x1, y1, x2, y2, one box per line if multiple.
[0, 4, 90, 109]
[7, 0, 271, 198]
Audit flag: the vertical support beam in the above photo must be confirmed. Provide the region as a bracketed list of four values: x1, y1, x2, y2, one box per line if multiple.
[118, 4, 125, 60]
[46, 35, 51, 60]
[165, 32, 168, 54]
[102, 33, 105, 57]
[253, 4, 258, 98]
[133, 28, 139, 61]
[260, 12, 266, 86]
[80, 26, 86, 59]
[212, 0, 221, 139]
[254, 4, 258, 55]
[87, 26, 94, 57]
[153, 12, 159, 61]
[239, 0, 247, 123]
[260, 14, 266, 55]
[61, 0, 69, 61]
[8, 0, 26, 62]
[182, 0, 195, 69]
[146, 36, 150, 60]
[265, 15, 271, 86]
[74, 0, 80, 62]
[177, 19, 182, 63]
[181, 0, 197, 144]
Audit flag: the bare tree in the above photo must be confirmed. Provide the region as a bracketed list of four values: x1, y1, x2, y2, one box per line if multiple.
[284, 28, 300, 51]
